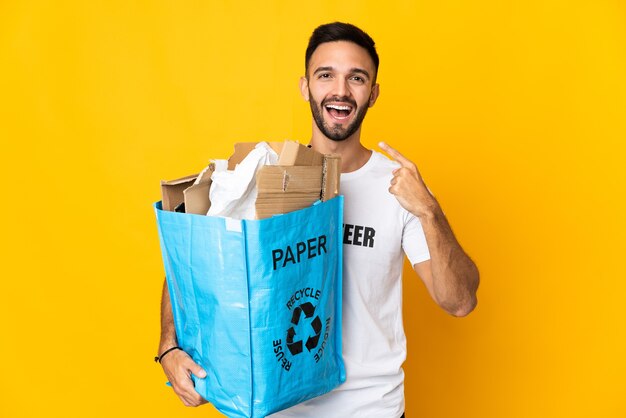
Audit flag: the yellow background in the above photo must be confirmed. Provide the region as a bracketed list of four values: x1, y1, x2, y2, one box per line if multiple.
[1, 1, 625, 417]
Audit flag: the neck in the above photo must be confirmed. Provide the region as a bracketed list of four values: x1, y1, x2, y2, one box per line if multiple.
[308, 124, 372, 173]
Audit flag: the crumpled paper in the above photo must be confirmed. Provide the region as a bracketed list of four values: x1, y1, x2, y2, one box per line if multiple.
[207, 142, 278, 219]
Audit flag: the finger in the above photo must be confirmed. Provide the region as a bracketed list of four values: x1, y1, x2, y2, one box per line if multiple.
[183, 393, 205, 408]
[178, 379, 203, 405]
[165, 360, 205, 407]
[180, 393, 195, 407]
[173, 375, 195, 394]
[181, 383, 206, 407]
[378, 142, 413, 168]
[189, 391, 207, 406]
[178, 389, 200, 406]
[173, 385, 195, 406]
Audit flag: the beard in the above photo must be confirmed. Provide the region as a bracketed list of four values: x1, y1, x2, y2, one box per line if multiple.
[309, 92, 369, 142]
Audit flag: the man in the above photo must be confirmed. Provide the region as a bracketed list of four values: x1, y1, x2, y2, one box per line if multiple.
[157, 22, 479, 417]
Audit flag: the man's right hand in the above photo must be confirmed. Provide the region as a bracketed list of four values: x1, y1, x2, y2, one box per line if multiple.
[160, 348, 208, 407]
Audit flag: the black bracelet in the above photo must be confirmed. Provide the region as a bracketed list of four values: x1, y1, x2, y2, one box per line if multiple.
[155, 346, 182, 363]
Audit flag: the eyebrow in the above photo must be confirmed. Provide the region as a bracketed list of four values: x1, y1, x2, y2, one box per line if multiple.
[313, 66, 371, 79]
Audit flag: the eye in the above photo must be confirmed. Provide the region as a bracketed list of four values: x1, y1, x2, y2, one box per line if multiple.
[318, 73, 332, 79]
[350, 75, 366, 84]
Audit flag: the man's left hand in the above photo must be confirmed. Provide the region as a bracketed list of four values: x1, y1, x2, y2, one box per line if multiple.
[378, 142, 438, 219]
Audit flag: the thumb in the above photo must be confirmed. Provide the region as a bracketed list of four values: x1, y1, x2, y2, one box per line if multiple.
[188, 360, 207, 379]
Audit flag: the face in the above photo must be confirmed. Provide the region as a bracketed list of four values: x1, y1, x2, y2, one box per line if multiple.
[301, 41, 379, 142]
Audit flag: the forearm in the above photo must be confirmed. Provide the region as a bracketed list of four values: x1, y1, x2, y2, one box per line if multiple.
[157, 280, 207, 406]
[159, 279, 178, 353]
[420, 202, 479, 316]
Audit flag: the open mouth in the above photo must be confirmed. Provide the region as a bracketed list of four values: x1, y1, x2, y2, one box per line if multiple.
[324, 103, 354, 121]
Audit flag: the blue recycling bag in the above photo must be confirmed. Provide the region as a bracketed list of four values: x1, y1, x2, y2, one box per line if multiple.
[154, 197, 345, 417]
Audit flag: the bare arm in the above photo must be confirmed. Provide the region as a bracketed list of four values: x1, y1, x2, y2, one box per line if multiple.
[159, 280, 177, 351]
[413, 208, 479, 317]
[379, 142, 479, 317]
[159, 279, 208, 407]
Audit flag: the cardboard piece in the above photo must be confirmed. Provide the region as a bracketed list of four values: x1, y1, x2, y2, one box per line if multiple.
[227, 143, 258, 170]
[322, 154, 341, 202]
[160, 141, 341, 219]
[183, 163, 215, 215]
[160, 174, 197, 211]
[255, 165, 324, 219]
[272, 140, 324, 166]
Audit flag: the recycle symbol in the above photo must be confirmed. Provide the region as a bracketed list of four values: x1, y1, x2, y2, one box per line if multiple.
[286, 302, 322, 356]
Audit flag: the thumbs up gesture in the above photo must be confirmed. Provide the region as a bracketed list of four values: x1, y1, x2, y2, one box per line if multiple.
[379, 142, 438, 219]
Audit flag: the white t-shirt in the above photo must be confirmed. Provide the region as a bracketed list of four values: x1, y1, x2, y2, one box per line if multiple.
[270, 150, 431, 418]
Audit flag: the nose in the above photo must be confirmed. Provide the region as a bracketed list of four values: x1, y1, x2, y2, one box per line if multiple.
[332, 78, 350, 98]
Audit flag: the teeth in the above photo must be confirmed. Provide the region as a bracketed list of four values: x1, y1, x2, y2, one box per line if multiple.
[326, 104, 352, 111]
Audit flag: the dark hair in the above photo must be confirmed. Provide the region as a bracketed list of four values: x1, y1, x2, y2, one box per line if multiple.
[305, 22, 379, 79]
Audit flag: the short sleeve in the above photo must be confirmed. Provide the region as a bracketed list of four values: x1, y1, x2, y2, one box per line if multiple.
[401, 210, 431, 266]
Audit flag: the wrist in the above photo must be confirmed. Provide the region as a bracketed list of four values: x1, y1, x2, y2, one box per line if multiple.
[413, 196, 440, 220]
[159, 338, 178, 356]
[154, 346, 182, 363]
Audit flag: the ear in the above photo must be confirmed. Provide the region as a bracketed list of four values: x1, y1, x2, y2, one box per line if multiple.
[368, 83, 380, 108]
[299, 76, 309, 101]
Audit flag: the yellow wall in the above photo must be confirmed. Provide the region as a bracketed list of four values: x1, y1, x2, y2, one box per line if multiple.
[1, 1, 624, 417]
